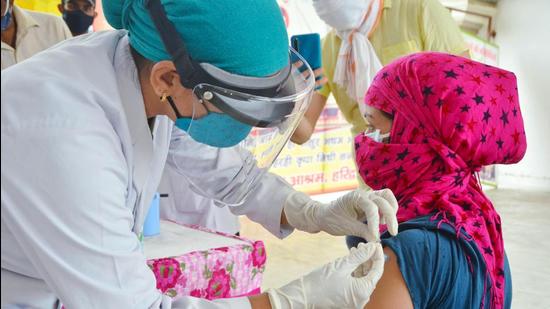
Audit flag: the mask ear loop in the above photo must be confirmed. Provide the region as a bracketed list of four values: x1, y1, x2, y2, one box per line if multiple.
[164, 94, 184, 118]
[188, 96, 197, 133]
[164, 93, 195, 133]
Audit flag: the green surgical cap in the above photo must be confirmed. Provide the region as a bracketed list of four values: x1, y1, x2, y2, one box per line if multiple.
[104, 0, 289, 77]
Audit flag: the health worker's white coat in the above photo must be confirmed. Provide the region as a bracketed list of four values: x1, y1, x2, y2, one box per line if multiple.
[159, 163, 241, 235]
[1, 30, 293, 309]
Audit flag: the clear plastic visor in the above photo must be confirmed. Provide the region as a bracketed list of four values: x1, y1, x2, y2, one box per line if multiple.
[170, 50, 315, 206]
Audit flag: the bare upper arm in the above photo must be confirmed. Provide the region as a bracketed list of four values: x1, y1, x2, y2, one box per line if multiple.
[290, 92, 328, 144]
[365, 247, 413, 309]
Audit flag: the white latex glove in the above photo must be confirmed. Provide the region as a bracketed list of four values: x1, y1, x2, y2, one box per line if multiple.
[283, 188, 399, 242]
[267, 242, 385, 309]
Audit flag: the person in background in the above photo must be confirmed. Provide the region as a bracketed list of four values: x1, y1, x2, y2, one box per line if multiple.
[291, 0, 470, 249]
[292, 0, 470, 145]
[1, 0, 71, 70]
[58, 0, 96, 36]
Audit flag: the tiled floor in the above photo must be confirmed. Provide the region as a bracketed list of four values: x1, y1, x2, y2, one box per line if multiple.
[487, 189, 550, 308]
[239, 189, 550, 308]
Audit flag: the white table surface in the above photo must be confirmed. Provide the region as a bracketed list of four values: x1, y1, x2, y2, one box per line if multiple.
[143, 220, 249, 259]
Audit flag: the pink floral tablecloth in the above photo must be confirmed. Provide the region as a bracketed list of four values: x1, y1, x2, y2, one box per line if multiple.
[146, 224, 266, 300]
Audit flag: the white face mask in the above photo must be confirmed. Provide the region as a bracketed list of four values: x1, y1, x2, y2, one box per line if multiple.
[364, 128, 390, 143]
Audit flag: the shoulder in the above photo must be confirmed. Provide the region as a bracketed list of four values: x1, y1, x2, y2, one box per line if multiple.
[415, 0, 449, 13]
[1, 60, 117, 132]
[420, 0, 443, 8]
[322, 30, 339, 47]
[384, 0, 425, 15]
[26, 10, 71, 38]
[26, 10, 66, 27]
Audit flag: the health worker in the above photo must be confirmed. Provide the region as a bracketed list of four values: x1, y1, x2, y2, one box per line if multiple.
[1, 0, 399, 308]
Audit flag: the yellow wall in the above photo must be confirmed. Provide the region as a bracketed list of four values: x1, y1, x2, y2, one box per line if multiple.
[15, 0, 61, 16]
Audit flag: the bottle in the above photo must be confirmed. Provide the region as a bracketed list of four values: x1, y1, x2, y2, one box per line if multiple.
[143, 192, 161, 237]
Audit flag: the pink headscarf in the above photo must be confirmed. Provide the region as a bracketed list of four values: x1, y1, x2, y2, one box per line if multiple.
[355, 52, 526, 308]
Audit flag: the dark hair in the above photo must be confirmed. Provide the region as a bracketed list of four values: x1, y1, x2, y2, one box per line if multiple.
[130, 46, 154, 75]
[62, 0, 96, 5]
[381, 110, 394, 120]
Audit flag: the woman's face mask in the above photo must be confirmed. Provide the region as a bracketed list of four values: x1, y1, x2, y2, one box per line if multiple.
[166, 95, 252, 148]
[174, 113, 252, 148]
[364, 126, 390, 143]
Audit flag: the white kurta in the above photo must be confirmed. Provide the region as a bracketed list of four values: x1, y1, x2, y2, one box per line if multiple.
[158, 130, 295, 236]
[159, 163, 241, 235]
[1, 30, 293, 308]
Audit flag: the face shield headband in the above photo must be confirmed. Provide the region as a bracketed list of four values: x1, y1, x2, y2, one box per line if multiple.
[144, 0, 304, 128]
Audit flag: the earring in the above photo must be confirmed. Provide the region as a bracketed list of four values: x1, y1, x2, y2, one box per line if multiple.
[160, 93, 168, 102]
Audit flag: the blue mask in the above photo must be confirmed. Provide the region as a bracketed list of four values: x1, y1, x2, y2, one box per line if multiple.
[174, 113, 252, 148]
[1, 2, 12, 31]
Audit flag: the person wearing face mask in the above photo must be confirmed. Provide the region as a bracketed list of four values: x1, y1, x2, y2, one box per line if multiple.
[1, 0, 71, 70]
[292, 0, 470, 145]
[1, 0, 401, 308]
[290, 0, 470, 194]
[155, 6, 328, 237]
[58, 0, 96, 36]
[353, 52, 522, 308]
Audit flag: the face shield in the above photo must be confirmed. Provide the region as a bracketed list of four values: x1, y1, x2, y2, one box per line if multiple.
[146, 0, 314, 206]
[171, 55, 314, 206]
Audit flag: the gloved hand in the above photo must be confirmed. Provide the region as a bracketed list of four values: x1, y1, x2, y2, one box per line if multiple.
[267, 242, 385, 309]
[283, 188, 399, 242]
